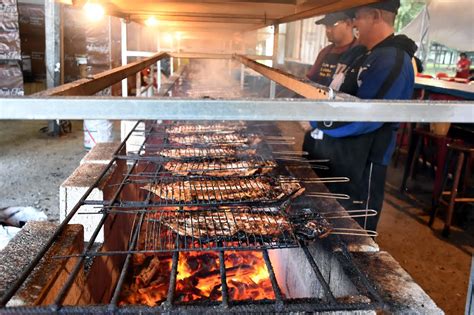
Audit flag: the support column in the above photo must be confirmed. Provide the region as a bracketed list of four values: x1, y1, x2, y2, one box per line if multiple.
[45, 0, 61, 134]
[272, 24, 279, 67]
[157, 33, 161, 90]
[121, 19, 128, 97]
[240, 64, 245, 90]
[270, 24, 279, 99]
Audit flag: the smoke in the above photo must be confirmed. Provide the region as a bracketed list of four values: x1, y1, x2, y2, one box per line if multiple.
[183, 59, 243, 98]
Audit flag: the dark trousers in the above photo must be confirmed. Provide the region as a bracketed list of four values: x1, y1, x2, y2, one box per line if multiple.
[303, 131, 388, 231]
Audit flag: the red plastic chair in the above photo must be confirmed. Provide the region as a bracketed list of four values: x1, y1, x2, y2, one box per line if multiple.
[417, 73, 433, 79]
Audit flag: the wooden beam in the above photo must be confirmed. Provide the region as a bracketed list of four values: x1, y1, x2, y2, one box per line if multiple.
[233, 54, 330, 99]
[35, 52, 169, 96]
[131, 14, 273, 24]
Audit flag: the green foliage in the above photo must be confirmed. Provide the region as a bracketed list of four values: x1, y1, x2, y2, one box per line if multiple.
[395, 0, 426, 32]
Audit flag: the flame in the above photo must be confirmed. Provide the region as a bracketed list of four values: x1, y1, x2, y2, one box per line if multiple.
[119, 250, 277, 306]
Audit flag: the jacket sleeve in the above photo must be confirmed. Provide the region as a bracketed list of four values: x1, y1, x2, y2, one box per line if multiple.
[324, 48, 413, 138]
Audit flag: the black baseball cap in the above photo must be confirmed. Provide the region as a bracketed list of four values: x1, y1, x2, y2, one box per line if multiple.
[347, 0, 401, 17]
[315, 11, 351, 26]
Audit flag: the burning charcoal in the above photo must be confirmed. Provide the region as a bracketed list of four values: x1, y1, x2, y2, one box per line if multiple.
[133, 253, 146, 266]
[136, 256, 160, 286]
[209, 284, 222, 300]
[137, 283, 168, 306]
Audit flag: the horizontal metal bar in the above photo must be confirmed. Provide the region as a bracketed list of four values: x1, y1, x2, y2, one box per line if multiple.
[1, 97, 473, 122]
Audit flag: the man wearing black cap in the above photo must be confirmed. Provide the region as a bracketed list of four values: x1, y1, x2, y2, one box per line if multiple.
[306, 11, 357, 86]
[304, 0, 417, 232]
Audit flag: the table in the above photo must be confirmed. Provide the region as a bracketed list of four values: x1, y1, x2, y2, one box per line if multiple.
[415, 77, 474, 100]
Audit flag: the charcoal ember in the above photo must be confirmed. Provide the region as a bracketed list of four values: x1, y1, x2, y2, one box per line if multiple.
[136, 256, 160, 286]
[209, 284, 222, 300]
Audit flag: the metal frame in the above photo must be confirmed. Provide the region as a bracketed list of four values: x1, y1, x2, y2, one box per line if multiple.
[2, 50, 472, 122]
[1, 96, 473, 122]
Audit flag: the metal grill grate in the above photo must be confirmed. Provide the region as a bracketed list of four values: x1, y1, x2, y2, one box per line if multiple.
[0, 120, 383, 313]
[119, 175, 305, 207]
[95, 205, 329, 254]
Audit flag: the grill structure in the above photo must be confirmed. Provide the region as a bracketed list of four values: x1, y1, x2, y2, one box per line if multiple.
[0, 120, 383, 313]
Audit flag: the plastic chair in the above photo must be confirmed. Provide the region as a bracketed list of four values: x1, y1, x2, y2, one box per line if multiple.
[436, 72, 449, 79]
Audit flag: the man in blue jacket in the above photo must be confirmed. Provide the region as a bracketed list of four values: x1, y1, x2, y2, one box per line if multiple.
[303, 0, 417, 231]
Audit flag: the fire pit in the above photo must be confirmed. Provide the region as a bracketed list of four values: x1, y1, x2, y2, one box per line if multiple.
[0, 121, 442, 314]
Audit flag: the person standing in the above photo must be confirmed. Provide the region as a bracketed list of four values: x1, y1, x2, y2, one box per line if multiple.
[306, 11, 357, 86]
[455, 52, 471, 79]
[304, 0, 417, 232]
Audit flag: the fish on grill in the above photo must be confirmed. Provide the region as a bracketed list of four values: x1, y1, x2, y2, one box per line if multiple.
[155, 211, 332, 240]
[162, 159, 277, 176]
[168, 133, 259, 147]
[159, 147, 254, 159]
[141, 178, 305, 203]
[166, 123, 245, 134]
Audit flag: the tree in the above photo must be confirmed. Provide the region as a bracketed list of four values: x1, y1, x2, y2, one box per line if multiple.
[395, 0, 426, 32]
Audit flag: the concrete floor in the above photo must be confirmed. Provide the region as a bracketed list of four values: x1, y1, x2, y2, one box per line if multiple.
[0, 120, 472, 314]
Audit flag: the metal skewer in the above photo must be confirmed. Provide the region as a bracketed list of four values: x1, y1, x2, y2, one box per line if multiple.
[320, 209, 378, 219]
[329, 228, 377, 237]
[278, 176, 350, 184]
[272, 151, 308, 156]
[306, 192, 350, 199]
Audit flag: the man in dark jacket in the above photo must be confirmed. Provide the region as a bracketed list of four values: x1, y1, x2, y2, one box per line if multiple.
[303, 0, 417, 231]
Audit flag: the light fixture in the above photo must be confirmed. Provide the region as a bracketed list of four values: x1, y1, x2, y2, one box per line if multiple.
[145, 16, 158, 27]
[83, 2, 105, 21]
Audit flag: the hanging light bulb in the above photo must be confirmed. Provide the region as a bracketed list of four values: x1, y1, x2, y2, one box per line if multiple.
[145, 16, 158, 27]
[83, 2, 105, 21]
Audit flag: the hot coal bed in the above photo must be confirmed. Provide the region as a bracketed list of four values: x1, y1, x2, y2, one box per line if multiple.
[0, 119, 442, 314]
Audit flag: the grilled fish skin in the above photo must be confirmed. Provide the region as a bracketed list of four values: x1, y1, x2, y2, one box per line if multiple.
[168, 133, 256, 146]
[141, 178, 305, 203]
[166, 123, 245, 134]
[159, 147, 238, 159]
[162, 159, 277, 176]
[155, 211, 332, 240]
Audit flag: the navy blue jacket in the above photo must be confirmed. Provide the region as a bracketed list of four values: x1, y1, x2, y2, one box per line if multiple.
[313, 34, 417, 165]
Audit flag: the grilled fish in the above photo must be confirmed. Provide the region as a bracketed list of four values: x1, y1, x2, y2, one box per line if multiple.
[162, 159, 277, 176]
[166, 123, 245, 134]
[141, 178, 305, 203]
[168, 133, 259, 147]
[158, 147, 244, 159]
[156, 211, 332, 240]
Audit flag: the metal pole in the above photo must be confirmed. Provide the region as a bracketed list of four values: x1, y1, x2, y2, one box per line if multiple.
[240, 64, 245, 90]
[273, 24, 279, 67]
[157, 33, 161, 90]
[121, 18, 128, 97]
[136, 72, 141, 97]
[149, 64, 154, 96]
[45, 0, 61, 134]
[270, 81, 276, 99]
